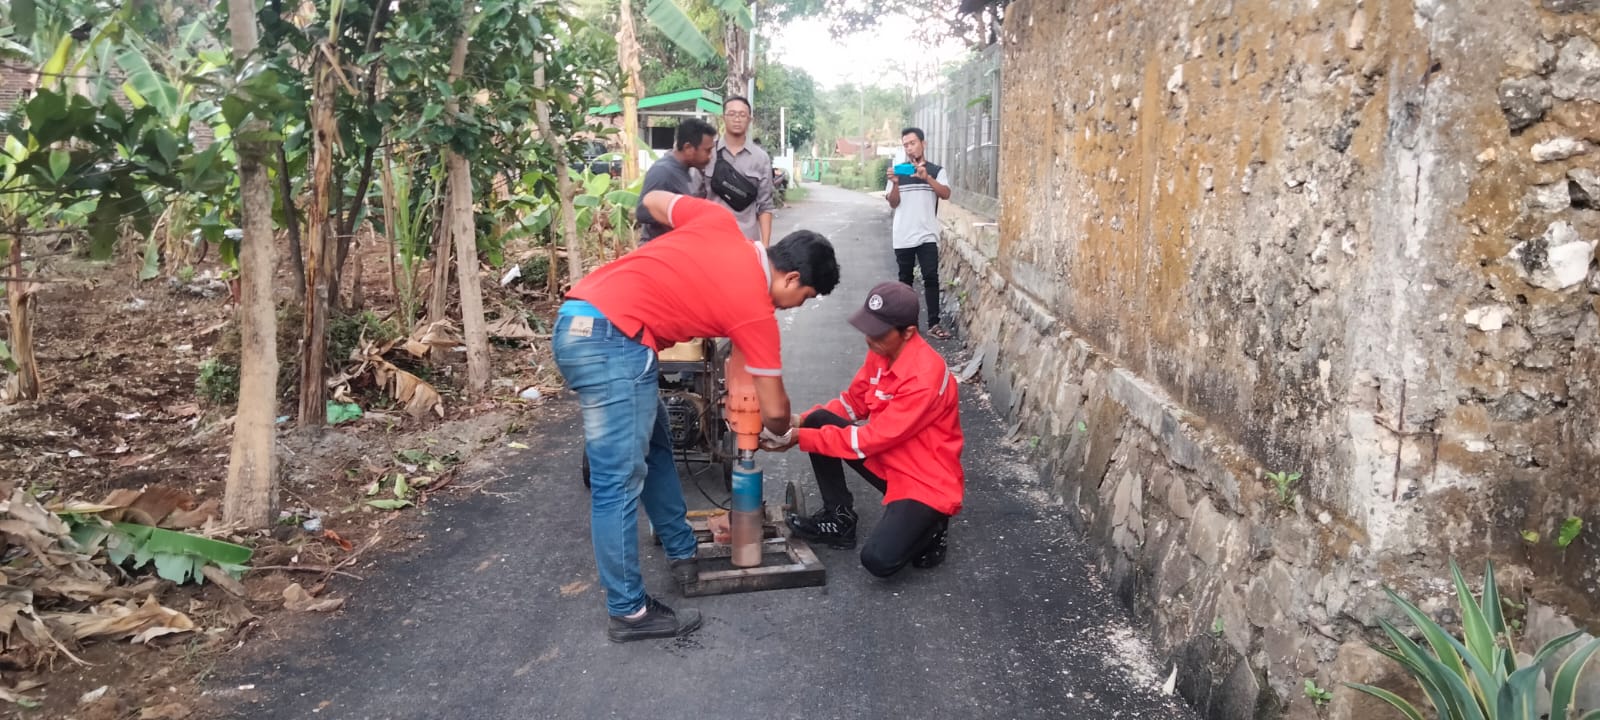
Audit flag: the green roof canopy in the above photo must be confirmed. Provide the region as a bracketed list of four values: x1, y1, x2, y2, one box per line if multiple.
[590, 88, 724, 116]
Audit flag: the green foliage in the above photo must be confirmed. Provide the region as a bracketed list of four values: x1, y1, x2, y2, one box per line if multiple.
[1266, 470, 1301, 508]
[327, 401, 363, 425]
[196, 357, 240, 406]
[71, 520, 253, 585]
[1557, 516, 1583, 549]
[1347, 560, 1600, 720]
[754, 62, 817, 153]
[328, 310, 401, 365]
[643, 0, 717, 62]
[1304, 679, 1332, 706]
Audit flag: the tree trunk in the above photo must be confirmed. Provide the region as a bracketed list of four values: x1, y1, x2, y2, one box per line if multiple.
[297, 47, 339, 428]
[533, 60, 583, 287]
[6, 239, 40, 401]
[275, 145, 306, 299]
[724, 18, 752, 104]
[545, 230, 559, 296]
[379, 150, 405, 329]
[617, 0, 643, 184]
[447, 153, 489, 395]
[425, 210, 452, 363]
[224, 0, 280, 528]
[442, 4, 490, 395]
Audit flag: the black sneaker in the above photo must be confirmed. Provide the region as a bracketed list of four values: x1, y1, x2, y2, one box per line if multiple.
[670, 555, 699, 588]
[786, 506, 858, 549]
[912, 527, 948, 569]
[607, 597, 703, 643]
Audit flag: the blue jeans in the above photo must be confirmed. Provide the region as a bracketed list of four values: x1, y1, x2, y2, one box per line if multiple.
[552, 303, 698, 617]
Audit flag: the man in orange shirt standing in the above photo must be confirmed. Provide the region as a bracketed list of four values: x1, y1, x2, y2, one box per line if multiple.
[769, 281, 965, 577]
[555, 191, 839, 642]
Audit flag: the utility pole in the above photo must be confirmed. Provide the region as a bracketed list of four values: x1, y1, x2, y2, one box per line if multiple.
[780, 106, 787, 158]
[747, 2, 757, 104]
[858, 84, 866, 162]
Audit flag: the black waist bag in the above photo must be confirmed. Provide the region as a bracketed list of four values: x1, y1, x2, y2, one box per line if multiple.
[708, 149, 758, 212]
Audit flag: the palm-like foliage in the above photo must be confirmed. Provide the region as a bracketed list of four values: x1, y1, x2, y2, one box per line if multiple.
[1349, 561, 1600, 720]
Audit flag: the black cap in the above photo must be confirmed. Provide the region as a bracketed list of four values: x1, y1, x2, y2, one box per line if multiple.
[848, 281, 920, 337]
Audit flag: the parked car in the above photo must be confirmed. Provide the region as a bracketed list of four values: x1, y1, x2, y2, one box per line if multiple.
[571, 140, 622, 177]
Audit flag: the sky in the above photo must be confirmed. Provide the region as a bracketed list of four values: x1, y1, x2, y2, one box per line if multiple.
[767, 15, 972, 94]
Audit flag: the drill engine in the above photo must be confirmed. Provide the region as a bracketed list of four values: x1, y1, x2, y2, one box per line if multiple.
[662, 391, 708, 448]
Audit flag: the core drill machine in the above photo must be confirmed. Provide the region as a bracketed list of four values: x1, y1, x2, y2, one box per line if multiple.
[677, 347, 826, 596]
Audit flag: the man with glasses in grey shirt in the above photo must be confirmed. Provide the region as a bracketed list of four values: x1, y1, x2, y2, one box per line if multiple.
[699, 96, 776, 246]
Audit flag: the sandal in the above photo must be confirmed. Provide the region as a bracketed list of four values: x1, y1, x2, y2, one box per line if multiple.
[928, 325, 952, 340]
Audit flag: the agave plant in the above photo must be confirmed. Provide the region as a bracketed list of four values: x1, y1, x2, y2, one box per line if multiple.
[1348, 560, 1600, 720]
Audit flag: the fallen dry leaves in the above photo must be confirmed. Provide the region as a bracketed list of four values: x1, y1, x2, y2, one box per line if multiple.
[281, 583, 344, 613]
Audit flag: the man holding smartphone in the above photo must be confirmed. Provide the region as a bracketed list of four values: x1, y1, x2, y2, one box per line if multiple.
[884, 127, 952, 339]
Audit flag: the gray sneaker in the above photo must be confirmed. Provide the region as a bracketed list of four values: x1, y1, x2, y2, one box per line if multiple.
[607, 597, 703, 643]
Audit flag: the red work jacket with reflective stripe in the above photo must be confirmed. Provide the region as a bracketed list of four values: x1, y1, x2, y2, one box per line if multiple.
[796, 334, 965, 515]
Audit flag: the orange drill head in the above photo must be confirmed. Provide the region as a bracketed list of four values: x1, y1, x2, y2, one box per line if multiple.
[724, 347, 762, 452]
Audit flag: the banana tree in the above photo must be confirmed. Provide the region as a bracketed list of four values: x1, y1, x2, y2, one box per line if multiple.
[570, 164, 643, 261]
[642, 0, 755, 99]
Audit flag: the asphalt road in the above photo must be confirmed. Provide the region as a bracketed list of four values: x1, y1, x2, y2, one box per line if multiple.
[213, 184, 1196, 720]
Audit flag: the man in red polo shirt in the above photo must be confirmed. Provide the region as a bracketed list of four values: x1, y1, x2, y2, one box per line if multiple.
[554, 190, 839, 642]
[770, 281, 964, 576]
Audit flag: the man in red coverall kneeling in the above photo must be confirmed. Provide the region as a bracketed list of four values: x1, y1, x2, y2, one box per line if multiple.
[766, 281, 965, 576]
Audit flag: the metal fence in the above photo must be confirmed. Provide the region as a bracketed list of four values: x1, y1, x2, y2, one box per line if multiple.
[910, 44, 1001, 217]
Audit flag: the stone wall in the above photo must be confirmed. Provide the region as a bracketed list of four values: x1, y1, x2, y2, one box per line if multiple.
[940, 0, 1600, 716]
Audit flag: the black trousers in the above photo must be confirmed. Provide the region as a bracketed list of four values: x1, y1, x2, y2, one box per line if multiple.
[802, 410, 949, 577]
[894, 241, 941, 327]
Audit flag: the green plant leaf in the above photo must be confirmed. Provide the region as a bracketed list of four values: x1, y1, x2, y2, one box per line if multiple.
[153, 552, 202, 584]
[1550, 636, 1600, 720]
[116, 47, 179, 119]
[88, 200, 120, 260]
[13, 0, 37, 43]
[393, 474, 411, 500]
[707, 0, 755, 29]
[48, 149, 68, 181]
[139, 235, 162, 281]
[153, 129, 179, 167]
[1377, 618, 1468, 718]
[327, 401, 363, 425]
[113, 523, 254, 567]
[604, 190, 638, 207]
[40, 35, 73, 88]
[1557, 516, 1582, 548]
[1500, 664, 1543, 719]
[1344, 684, 1426, 720]
[1451, 561, 1496, 674]
[573, 194, 600, 208]
[643, 0, 716, 63]
[366, 498, 412, 510]
[1520, 529, 1540, 543]
[121, 80, 148, 109]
